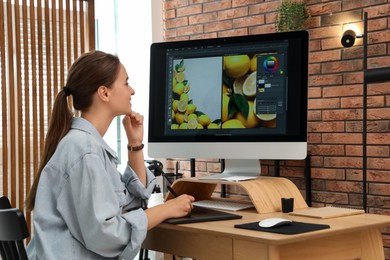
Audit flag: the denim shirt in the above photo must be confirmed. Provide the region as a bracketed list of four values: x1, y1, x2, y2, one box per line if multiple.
[27, 117, 156, 260]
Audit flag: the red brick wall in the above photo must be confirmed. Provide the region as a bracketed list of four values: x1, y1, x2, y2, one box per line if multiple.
[162, 0, 390, 257]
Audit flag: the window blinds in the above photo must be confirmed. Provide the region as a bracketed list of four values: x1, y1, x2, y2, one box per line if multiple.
[0, 0, 95, 230]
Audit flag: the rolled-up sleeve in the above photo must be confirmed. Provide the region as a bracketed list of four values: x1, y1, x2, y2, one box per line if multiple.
[58, 153, 151, 259]
[122, 165, 156, 198]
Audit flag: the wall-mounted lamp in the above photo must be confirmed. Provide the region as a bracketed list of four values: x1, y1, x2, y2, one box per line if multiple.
[341, 15, 390, 84]
[341, 29, 363, 48]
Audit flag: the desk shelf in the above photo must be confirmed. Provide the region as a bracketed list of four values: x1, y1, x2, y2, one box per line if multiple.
[167, 177, 308, 214]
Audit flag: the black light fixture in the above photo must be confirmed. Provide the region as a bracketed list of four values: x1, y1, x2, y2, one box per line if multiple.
[341, 12, 390, 212]
[341, 13, 390, 83]
[341, 29, 359, 48]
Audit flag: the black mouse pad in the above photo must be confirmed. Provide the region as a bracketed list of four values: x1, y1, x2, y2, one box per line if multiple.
[234, 221, 330, 235]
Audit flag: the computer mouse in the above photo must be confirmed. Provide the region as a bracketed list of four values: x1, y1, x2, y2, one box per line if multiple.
[258, 217, 292, 228]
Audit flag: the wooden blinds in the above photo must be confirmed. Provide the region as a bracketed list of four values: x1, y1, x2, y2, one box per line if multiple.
[0, 0, 95, 228]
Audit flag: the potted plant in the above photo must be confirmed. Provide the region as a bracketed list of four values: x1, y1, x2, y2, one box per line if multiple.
[276, 0, 310, 32]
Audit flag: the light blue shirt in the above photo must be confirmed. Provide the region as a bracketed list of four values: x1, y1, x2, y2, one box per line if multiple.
[27, 117, 156, 260]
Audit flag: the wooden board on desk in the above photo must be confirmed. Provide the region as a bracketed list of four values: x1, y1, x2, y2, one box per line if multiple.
[289, 206, 365, 219]
[170, 177, 309, 213]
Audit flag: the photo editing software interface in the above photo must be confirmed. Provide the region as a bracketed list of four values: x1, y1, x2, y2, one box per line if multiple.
[167, 40, 289, 135]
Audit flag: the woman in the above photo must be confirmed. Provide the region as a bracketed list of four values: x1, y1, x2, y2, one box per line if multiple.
[25, 50, 194, 259]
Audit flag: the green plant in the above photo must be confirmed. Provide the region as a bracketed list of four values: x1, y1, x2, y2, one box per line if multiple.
[276, 0, 310, 32]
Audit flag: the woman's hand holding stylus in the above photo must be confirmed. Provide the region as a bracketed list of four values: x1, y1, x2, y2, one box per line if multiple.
[145, 194, 194, 229]
[165, 194, 194, 218]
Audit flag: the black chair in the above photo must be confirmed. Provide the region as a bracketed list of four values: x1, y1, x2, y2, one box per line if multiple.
[0, 196, 30, 260]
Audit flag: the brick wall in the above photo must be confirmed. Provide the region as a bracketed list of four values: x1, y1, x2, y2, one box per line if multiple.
[162, 0, 390, 257]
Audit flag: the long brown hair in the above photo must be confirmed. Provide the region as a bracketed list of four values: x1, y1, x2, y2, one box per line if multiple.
[26, 50, 120, 211]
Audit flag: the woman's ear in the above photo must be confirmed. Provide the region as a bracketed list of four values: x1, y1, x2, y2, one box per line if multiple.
[97, 85, 109, 102]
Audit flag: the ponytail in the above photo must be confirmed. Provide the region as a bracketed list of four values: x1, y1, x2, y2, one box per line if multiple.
[25, 90, 73, 211]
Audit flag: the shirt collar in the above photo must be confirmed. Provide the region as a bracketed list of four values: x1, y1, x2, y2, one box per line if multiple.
[71, 117, 119, 162]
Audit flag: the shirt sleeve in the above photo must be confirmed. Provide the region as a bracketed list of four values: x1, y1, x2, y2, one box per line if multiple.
[122, 164, 157, 199]
[57, 152, 149, 259]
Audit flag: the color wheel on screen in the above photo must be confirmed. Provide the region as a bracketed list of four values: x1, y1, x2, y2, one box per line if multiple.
[263, 56, 279, 73]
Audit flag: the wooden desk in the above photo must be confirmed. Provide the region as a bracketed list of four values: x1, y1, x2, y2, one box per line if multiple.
[142, 210, 390, 260]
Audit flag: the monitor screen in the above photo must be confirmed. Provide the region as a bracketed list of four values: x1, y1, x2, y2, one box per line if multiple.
[148, 31, 308, 161]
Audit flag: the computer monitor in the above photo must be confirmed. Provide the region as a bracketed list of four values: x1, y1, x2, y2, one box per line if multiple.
[148, 31, 309, 177]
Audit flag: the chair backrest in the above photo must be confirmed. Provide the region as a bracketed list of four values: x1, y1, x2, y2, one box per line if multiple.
[0, 196, 12, 209]
[0, 196, 30, 260]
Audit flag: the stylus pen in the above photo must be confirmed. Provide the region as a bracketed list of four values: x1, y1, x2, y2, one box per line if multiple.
[167, 185, 179, 197]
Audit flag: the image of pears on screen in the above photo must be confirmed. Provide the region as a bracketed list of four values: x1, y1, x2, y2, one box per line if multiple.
[222, 54, 277, 129]
[171, 60, 216, 130]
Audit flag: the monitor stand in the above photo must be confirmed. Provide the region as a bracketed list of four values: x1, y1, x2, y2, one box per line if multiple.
[199, 159, 261, 180]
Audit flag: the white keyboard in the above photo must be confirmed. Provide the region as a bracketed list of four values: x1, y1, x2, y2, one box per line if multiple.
[193, 199, 254, 211]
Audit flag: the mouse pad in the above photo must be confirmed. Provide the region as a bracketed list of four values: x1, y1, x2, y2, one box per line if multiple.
[234, 221, 330, 235]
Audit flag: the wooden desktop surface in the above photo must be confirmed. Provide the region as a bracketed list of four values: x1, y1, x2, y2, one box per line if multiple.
[145, 177, 390, 259]
[142, 209, 390, 260]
